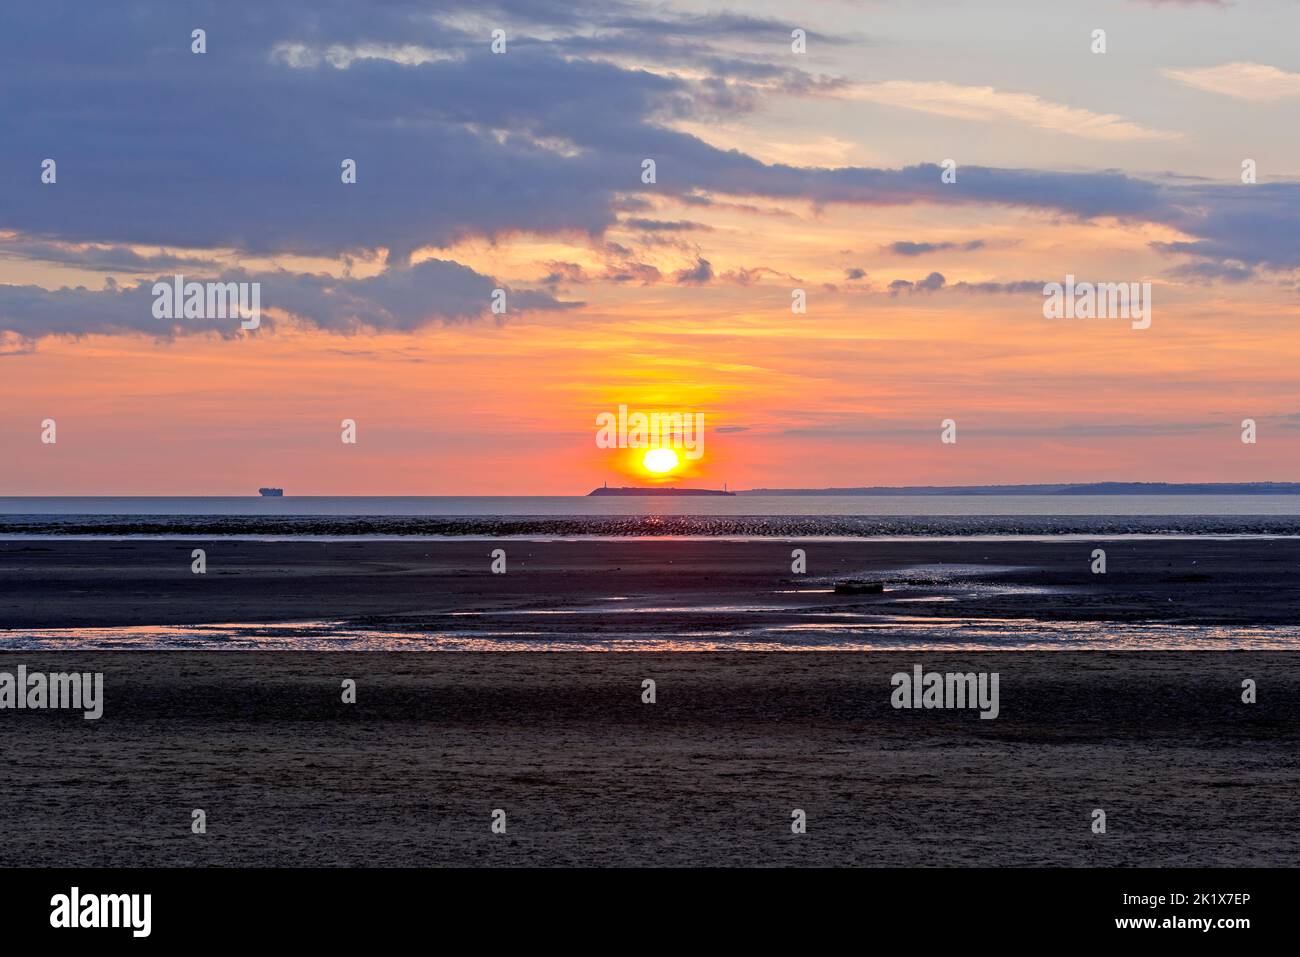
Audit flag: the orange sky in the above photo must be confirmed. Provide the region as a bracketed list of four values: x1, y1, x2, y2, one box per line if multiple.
[4, 199, 1298, 494]
[3, 1, 1299, 494]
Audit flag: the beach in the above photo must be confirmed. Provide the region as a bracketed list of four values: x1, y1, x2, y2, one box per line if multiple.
[0, 650, 1296, 867]
[2, 535, 1298, 866]
[2, 537, 1299, 645]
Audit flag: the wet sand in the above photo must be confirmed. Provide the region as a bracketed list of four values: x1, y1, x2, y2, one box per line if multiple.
[1, 537, 1299, 634]
[0, 651, 1295, 867]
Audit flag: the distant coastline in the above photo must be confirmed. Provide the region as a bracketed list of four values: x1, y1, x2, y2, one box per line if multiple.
[588, 486, 735, 497]
[735, 482, 1300, 496]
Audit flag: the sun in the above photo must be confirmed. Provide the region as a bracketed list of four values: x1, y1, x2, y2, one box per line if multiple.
[643, 447, 679, 474]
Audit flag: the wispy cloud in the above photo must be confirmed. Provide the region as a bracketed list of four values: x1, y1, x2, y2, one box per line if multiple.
[849, 80, 1178, 141]
[887, 272, 1046, 296]
[885, 240, 985, 257]
[1163, 62, 1300, 101]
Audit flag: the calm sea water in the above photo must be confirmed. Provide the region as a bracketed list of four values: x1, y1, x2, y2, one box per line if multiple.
[2, 494, 1297, 517]
[3, 495, 1299, 538]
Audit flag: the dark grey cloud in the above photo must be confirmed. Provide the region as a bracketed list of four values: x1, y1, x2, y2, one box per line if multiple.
[674, 257, 714, 285]
[889, 271, 946, 295]
[0, 238, 219, 273]
[886, 240, 986, 256]
[1149, 184, 1300, 271]
[622, 218, 714, 232]
[0, 0, 1294, 324]
[952, 280, 1048, 294]
[1168, 261, 1255, 283]
[0, 0, 859, 265]
[0, 258, 575, 338]
[888, 273, 1045, 296]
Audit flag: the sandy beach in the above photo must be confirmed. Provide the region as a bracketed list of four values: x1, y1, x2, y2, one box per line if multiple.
[0, 651, 1296, 867]
[2, 538, 1297, 866]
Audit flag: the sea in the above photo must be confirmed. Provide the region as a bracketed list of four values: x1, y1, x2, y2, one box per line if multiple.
[1, 494, 1299, 538]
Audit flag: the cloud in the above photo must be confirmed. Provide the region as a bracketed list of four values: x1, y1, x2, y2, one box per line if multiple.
[674, 258, 714, 285]
[1167, 261, 1255, 283]
[0, 0, 852, 263]
[889, 272, 947, 295]
[848, 80, 1178, 141]
[0, 5, 714, 260]
[720, 265, 803, 286]
[621, 218, 713, 232]
[951, 279, 1049, 294]
[0, 0, 1296, 299]
[1150, 184, 1300, 270]
[0, 259, 576, 338]
[0, 2, 1188, 266]
[886, 240, 985, 256]
[603, 261, 662, 284]
[888, 273, 1046, 296]
[0, 238, 220, 273]
[540, 261, 588, 285]
[1163, 62, 1300, 100]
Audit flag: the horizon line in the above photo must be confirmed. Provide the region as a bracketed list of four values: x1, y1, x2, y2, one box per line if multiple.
[2, 480, 1300, 499]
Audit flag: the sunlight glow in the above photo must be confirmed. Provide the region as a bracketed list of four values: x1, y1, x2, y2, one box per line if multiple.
[643, 448, 679, 473]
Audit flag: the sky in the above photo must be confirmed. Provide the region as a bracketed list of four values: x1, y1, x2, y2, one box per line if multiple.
[2, 0, 1299, 494]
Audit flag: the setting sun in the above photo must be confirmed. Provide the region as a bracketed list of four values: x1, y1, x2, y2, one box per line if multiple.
[643, 448, 679, 474]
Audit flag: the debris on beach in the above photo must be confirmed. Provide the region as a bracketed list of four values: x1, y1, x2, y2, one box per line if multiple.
[833, 580, 884, 595]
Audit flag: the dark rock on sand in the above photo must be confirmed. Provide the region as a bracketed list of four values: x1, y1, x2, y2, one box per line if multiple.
[834, 579, 884, 594]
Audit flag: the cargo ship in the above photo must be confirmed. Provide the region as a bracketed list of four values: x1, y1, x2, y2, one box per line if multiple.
[258, 487, 284, 497]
